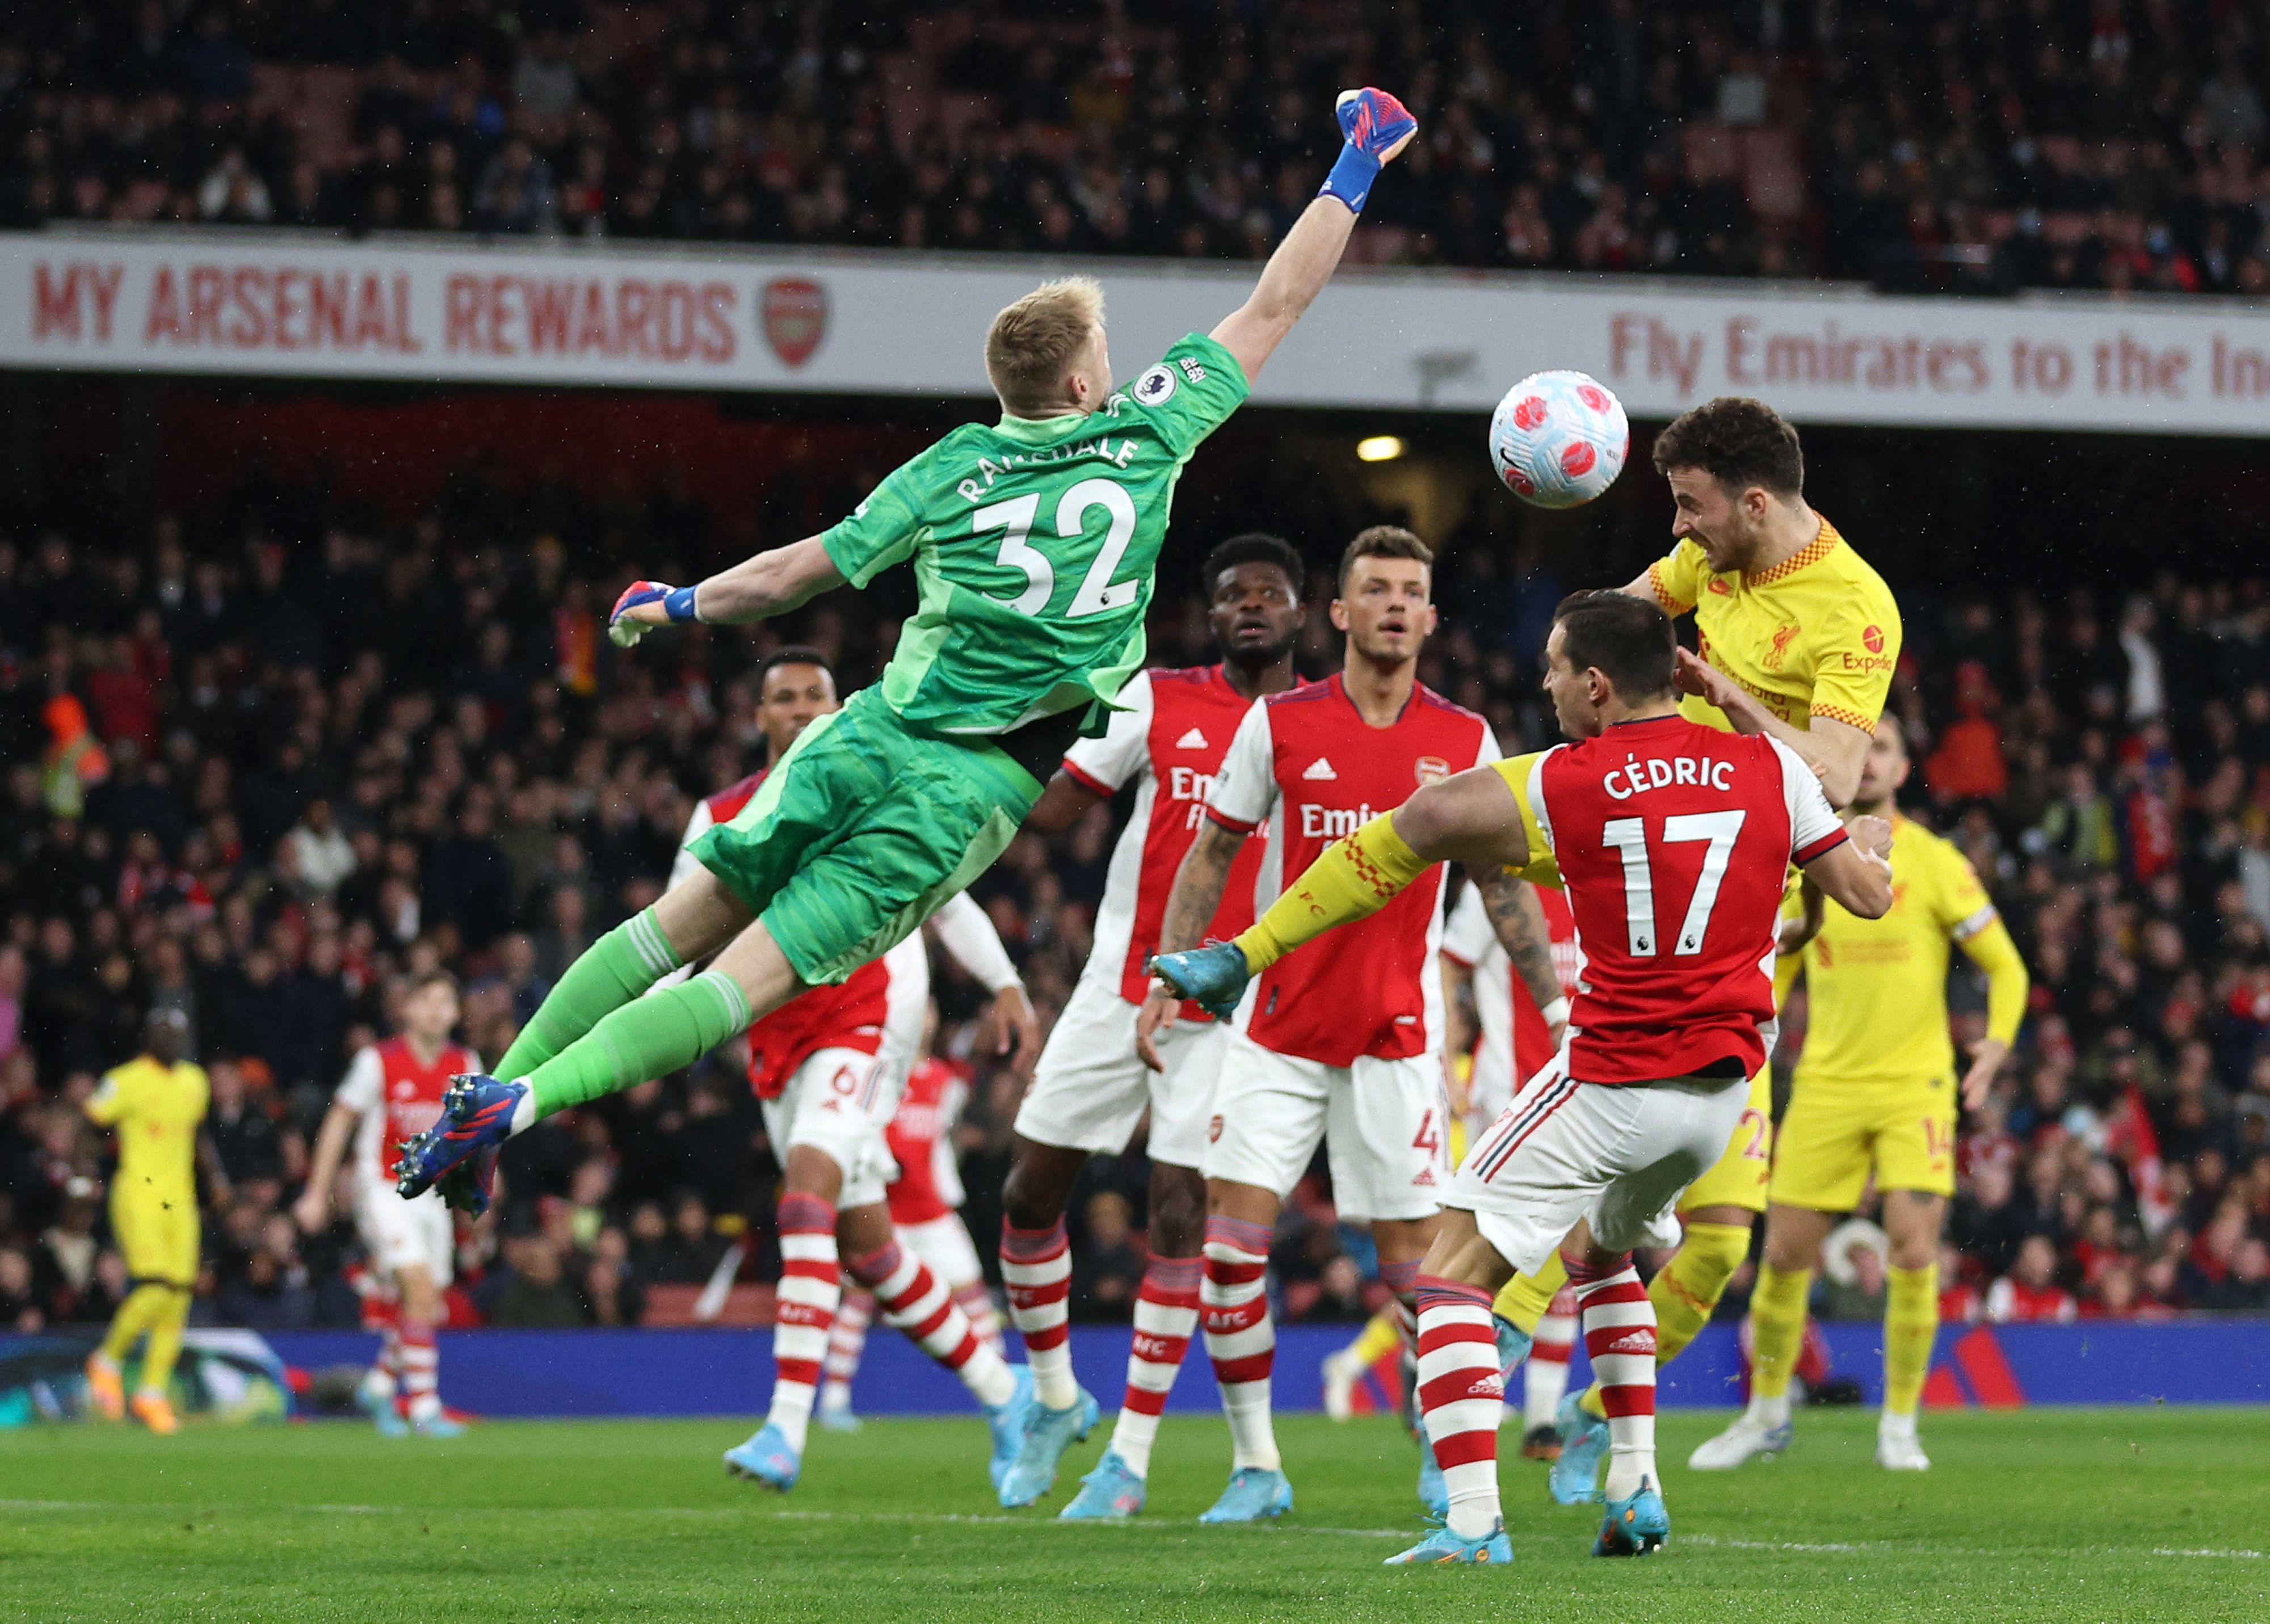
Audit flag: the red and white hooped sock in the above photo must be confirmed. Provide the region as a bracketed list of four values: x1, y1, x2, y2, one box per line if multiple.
[1415, 1274, 1506, 1539]
[1001, 1221, 1076, 1410]
[950, 1279, 1006, 1359]
[1108, 1252, 1201, 1479]
[1524, 1285, 1579, 1428]
[1201, 1215, 1279, 1472]
[850, 1240, 1016, 1410]
[819, 1288, 873, 1414]
[398, 1318, 441, 1424]
[768, 1192, 842, 1451]
[1569, 1253, 1658, 1501]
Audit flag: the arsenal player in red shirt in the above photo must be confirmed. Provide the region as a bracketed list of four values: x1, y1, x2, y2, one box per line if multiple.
[990, 533, 1308, 1516]
[1137, 526, 1558, 1525]
[1155, 590, 1893, 1561]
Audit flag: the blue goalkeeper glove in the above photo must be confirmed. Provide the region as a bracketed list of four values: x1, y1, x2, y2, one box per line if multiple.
[1319, 87, 1416, 214]
[608, 579, 700, 647]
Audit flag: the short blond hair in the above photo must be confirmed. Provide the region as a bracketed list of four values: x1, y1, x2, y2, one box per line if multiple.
[986, 277, 1104, 417]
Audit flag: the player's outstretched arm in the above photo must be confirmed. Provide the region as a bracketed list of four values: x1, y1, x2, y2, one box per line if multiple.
[1804, 813, 1894, 919]
[1134, 820, 1250, 1067]
[1954, 916, 2028, 1108]
[608, 536, 846, 646]
[1208, 88, 1416, 384]
[1674, 648, 1870, 807]
[1022, 771, 1107, 835]
[292, 1097, 358, 1232]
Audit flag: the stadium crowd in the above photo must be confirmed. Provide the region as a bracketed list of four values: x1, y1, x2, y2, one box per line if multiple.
[0, 455, 2267, 1348]
[6, 1, 2270, 293]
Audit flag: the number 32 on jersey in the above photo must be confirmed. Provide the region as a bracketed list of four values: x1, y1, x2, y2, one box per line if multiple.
[973, 479, 1140, 620]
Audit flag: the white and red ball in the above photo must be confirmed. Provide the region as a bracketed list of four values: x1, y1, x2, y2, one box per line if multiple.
[1487, 371, 1629, 509]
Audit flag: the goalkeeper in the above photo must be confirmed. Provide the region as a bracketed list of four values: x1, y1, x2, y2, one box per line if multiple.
[398, 90, 1420, 1210]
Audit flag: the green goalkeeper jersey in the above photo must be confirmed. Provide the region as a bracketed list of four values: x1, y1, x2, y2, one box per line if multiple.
[819, 331, 1250, 737]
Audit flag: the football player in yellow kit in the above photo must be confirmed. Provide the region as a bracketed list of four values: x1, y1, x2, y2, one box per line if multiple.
[83, 1009, 217, 1434]
[1689, 715, 2026, 1471]
[1487, 397, 1908, 1504]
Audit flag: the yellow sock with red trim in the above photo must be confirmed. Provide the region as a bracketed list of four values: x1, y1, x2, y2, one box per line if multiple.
[1883, 1264, 1940, 1417]
[1578, 1221, 1750, 1421]
[1491, 1255, 1566, 1339]
[1747, 1264, 1813, 1403]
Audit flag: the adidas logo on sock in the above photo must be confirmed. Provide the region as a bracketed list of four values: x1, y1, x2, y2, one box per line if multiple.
[1603, 1331, 1657, 1356]
[1176, 727, 1209, 749]
[1302, 757, 1338, 781]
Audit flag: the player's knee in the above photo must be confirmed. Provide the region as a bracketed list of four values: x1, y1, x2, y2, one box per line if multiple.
[1000, 1162, 1066, 1234]
[1147, 1168, 1206, 1255]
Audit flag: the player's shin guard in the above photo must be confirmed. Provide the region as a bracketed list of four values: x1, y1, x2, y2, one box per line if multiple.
[821, 1290, 873, 1414]
[398, 1318, 442, 1423]
[1525, 1287, 1579, 1430]
[520, 970, 749, 1122]
[851, 1240, 1016, 1410]
[1746, 1263, 1813, 1425]
[767, 1194, 841, 1451]
[1571, 1256, 1657, 1503]
[1109, 1253, 1200, 1480]
[1201, 1215, 1280, 1472]
[1000, 1221, 1075, 1410]
[1582, 1219, 1746, 1422]
[1414, 1277, 1507, 1539]
[1883, 1264, 1939, 1418]
[492, 907, 683, 1082]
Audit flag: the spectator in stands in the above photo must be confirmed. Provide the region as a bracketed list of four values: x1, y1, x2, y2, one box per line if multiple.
[1987, 1235, 2080, 1324]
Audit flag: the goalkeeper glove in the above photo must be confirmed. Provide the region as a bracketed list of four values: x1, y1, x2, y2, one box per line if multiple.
[1319, 87, 1416, 214]
[608, 579, 700, 647]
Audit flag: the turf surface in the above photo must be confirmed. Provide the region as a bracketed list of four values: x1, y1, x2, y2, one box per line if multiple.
[2, 1407, 2260, 1622]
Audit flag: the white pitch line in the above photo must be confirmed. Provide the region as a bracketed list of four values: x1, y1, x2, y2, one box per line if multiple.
[2151, 1547, 2267, 1560]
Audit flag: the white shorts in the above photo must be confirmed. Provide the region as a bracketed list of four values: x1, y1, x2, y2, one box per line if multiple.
[1015, 975, 1229, 1169]
[761, 1045, 905, 1210]
[1448, 1050, 1748, 1276]
[1200, 1032, 1449, 1223]
[356, 1181, 455, 1288]
[897, 1212, 985, 1292]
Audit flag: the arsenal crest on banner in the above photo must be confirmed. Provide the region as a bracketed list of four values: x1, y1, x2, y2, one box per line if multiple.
[761, 277, 827, 368]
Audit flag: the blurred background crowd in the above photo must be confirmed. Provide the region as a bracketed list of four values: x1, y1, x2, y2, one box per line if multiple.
[2, 428, 2269, 1345]
[9, 0, 2270, 293]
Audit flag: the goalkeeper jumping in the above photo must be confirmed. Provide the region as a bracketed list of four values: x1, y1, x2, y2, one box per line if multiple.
[397, 89, 1419, 1210]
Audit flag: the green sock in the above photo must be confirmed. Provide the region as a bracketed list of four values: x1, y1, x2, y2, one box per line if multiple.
[524, 970, 750, 1119]
[496, 909, 683, 1082]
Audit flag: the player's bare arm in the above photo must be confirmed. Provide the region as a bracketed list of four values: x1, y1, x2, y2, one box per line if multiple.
[1022, 772, 1106, 835]
[292, 1095, 359, 1232]
[608, 536, 847, 645]
[1469, 865, 1566, 1041]
[1209, 90, 1416, 383]
[1134, 819, 1247, 1068]
[1674, 647, 1870, 806]
[1779, 873, 1828, 956]
[1802, 812, 1894, 919]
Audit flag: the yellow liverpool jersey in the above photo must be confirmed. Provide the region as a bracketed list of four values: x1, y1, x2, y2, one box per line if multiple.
[1792, 816, 1996, 1086]
[1646, 517, 1902, 737]
[85, 1055, 209, 1204]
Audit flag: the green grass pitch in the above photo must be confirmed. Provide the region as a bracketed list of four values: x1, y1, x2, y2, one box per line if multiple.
[3, 1408, 2262, 1622]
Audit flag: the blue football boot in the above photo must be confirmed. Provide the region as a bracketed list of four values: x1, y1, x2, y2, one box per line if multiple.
[1146, 943, 1250, 1021]
[815, 1400, 862, 1434]
[411, 1411, 468, 1438]
[723, 1421, 801, 1492]
[997, 1380, 1095, 1508]
[1418, 1438, 1448, 1516]
[1197, 1466, 1293, 1524]
[1058, 1449, 1146, 1520]
[985, 1366, 1036, 1493]
[396, 1074, 524, 1208]
[1385, 1518, 1514, 1566]
[1594, 1478, 1670, 1556]
[1493, 1315, 1533, 1382]
[1548, 1391, 1609, 1505]
[357, 1378, 409, 1439]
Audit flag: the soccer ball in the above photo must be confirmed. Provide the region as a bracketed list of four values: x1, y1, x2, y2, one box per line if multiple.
[1488, 371, 1629, 510]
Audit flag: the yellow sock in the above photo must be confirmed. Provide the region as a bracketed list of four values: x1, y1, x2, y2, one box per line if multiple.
[1579, 1221, 1750, 1420]
[1883, 1264, 1940, 1417]
[1491, 1255, 1566, 1337]
[1748, 1264, 1813, 1402]
[1237, 814, 1428, 971]
[1345, 1307, 1402, 1368]
[138, 1288, 192, 1393]
[100, 1284, 167, 1367]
